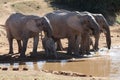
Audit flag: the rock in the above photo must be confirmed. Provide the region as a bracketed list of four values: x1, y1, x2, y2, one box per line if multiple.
[23, 67, 28, 71]
[13, 68, 19, 71]
[2, 67, 8, 71]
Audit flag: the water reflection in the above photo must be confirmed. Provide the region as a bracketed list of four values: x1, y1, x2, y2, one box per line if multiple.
[0, 47, 119, 77]
[37, 61, 46, 69]
[43, 56, 110, 77]
[25, 62, 34, 70]
[0, 54, 110, 77]
[60, 60, 68, 66]
[19, 62, 27, 70]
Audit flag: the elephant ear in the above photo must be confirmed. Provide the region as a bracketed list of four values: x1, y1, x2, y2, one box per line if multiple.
[26, 19, 39, 33]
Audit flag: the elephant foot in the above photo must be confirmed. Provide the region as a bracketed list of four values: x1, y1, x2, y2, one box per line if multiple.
[54, 53, 58, 59]
[56, 47, 63, 51]
[19, 54, 26, 58]
[66, 51, 73, 55]
[30, 52, 38, 57]
[8, 51, 14, 54]
[66, 53, 73, 56]
[73, 53, 83, 58]
[45, 55, 56, 59]
[79, 51, 85, 56]
[85, 52, 91, 55]
[32, 51, 37, 54]
[93, 47, 99, 51]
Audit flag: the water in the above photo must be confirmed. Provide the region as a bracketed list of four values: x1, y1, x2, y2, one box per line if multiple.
[0, 47, 120, 78]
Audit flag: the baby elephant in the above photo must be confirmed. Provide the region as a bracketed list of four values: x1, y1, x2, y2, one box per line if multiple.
[42, 37, 57, 58]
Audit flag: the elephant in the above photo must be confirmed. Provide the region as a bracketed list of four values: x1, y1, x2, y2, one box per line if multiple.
[56, 11, 111, 54]
[3, 13, 52, 57]
[77, 11, 111, 51]
[42, 36, 57, 58]
[92, 13, 111, 49]
[44, 10, 100, 56]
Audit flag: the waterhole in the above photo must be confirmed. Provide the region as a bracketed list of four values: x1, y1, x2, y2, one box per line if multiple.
[0, 47, 120, 78]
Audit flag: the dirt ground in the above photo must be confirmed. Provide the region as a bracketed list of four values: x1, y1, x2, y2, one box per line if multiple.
[0, 19, 120, 80]
[0, 0, 120, 80]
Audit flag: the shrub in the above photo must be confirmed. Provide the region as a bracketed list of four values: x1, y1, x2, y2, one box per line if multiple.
[50, 0, 120, 25]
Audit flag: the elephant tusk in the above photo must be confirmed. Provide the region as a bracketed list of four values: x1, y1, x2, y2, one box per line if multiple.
[43, 16, 53, 31]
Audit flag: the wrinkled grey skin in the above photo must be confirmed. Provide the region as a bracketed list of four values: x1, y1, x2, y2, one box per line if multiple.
[80, 11, 111, 49]
[42, 37, 57, 58]
[92, 14, 111, 49]
[57, 11, 111, 55]
[45, 10, 100, 56]
[4, 13, 52, 57]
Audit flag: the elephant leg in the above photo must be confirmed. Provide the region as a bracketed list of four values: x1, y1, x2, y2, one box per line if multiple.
[53, 51, 57, 59]
[67, 36, 76, 55]
[8, 37, 13, 54]
[32, 35, 39, 54]
[94, 34, 100, 51]
[67, 38, 73, 55]
[56, 39, 63, 51]
[80, 33, 88, 55]
[20, 39, 28, 57]
[79, 39, 84, 55]
[80, 34, 91, 55]
[89, 37, 94, 49]
[73, 35, 81, 56]
[45, 48, 49, 58]
[17, 40, 22, 53]
[42, 38, 49, 57]
[53, 47, 57, 59]
[84, 36, 91, 55]
[51, 42, 57, 58]
[49, 49, 57, 59]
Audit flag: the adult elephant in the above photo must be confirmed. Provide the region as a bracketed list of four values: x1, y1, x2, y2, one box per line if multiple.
[92, 13, 111, 49]
[57, 11, 111, 53]
[78, 11, 111, 50]
[2, 13, 52, 57]
[45, 10, 100, 56]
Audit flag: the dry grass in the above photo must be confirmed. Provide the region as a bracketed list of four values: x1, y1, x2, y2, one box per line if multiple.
[11, 1, 42, 14]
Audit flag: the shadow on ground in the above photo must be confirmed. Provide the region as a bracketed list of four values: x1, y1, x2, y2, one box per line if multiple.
[0, 51, 81, 63]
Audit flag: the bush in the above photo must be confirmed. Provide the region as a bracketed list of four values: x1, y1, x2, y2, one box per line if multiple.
[50, 0, 120, 25]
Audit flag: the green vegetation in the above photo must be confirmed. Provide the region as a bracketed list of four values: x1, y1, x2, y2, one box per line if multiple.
[116, 15, 120, 24]
[50, 0, 120, 25]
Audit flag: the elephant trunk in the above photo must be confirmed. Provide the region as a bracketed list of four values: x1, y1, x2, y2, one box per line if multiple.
[47, 26, 52, 38]
[104, 24, 111, 49]
[43, 16, 53, 38]
[44, 24, 52, 38]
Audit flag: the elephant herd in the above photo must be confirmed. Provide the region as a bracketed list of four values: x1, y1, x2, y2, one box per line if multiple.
[1, 10, 111, 58]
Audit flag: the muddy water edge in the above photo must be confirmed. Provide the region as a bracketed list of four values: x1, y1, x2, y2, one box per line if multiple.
[0, 47, 120, 79]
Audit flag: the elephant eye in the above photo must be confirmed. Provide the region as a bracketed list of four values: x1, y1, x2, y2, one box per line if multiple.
[37, 22, 44, 27]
